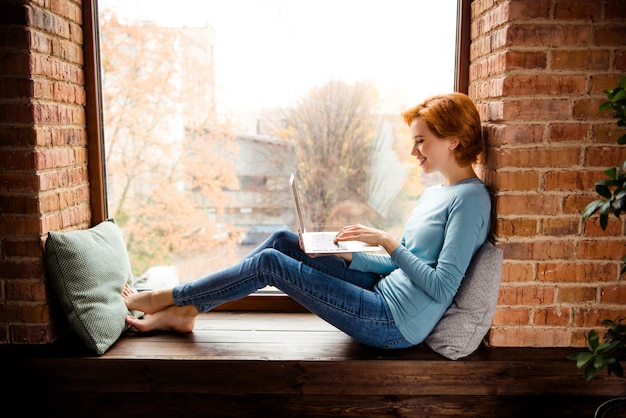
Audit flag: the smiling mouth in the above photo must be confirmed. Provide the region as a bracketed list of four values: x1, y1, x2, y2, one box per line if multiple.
[418, 157, 426, 165]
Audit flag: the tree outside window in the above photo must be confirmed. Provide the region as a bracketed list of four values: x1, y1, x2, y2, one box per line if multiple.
[98, 0, 457, 285]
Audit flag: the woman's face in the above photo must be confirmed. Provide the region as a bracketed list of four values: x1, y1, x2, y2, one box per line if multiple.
[409, 118, 457, 175]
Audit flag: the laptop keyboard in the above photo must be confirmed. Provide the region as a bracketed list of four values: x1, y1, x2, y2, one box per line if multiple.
[312, 233, 341, 251]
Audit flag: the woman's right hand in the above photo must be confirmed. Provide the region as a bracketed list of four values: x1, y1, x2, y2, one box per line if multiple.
[334, 224, 400, 255]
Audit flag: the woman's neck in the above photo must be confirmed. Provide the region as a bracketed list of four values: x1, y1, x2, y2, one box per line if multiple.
[441, 166, 477, 186]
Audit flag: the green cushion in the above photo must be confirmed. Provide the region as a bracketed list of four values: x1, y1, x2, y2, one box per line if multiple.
[44, 219, 136, 355]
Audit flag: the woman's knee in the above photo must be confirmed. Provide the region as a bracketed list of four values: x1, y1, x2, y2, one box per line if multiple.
[255, 248, 287, 270]
[269, 229, 296, 241]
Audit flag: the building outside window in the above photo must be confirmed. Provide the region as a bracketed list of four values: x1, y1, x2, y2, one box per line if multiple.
[97, 0, 459, 288]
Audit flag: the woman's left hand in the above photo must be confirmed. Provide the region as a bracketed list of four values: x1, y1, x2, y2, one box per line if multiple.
[334, 224, 400, 254]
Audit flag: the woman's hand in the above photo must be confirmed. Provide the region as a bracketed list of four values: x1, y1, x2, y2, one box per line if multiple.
[334, 224, 400, 255]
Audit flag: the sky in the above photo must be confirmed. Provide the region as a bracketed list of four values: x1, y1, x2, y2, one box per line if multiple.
[101, 0, 458, 115]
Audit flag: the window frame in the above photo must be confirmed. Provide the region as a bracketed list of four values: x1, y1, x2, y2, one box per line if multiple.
[83, 0, 470, 311]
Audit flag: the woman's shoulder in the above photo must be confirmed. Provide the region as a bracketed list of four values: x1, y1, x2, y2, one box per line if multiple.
[444, 178, 491, 212]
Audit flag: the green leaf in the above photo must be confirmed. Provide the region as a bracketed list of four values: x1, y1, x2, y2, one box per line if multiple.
[572, 352, 594, 368]
[588, 330, 599, 351]
[615, 188, 626, 201]
[599, 101, 614, 112]
[599, 200, 611, 230]
[597, 341, 619, 354]
[608, 360, 624, 378]
[582, 199, 603, 221]
[600, 211, 609, 230]
[612, 89, 626, 102]
[604, 167, 618, 180]
[584, 361, 599, 381]
[593, 355, 607, 370]
[596, 183, 612, 198]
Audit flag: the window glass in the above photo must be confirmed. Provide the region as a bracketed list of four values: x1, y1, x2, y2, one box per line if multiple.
[97, 0, 459, 285]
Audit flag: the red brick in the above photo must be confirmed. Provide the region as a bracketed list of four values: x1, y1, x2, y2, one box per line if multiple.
[491, 171, 540, 191]
[615, 52, 626, 71]
[578, 240, 626, 260]
[554, 0, 603, 20]
[1, 238, 44, 258]
[499, 285, 556, 305]
[549, 123, 590, 142]
[533, 307, 571, 326]
[501, 262, 536, 282]
[592, 123, 626, 144]
[4, 302, 51, 323]
[0, 194, 39, 214]
[0, 216, 41, 236]
[508, 0, 551, 19]
[554, 50, 613, 71]
[0, 126, 37, 147]
[10, 324, 57, 344]
[574, 98, 612, 119]
[0, 52, 30, 74]
[537, 261, 617, 283]
[492, 307, 531, 326]
[503, 99, 572, 121]
[496, 194, 561, 216]
[600, 285, 626, 304]
[497, 218, 538, 237]
[0, 103, 34, 124]
[544, 171, 585, 191]
[503, 75, 586, 95]
[559, 286, 598, 303]
[573, 307, 626, 327]
[488, 327, 570, 347]
[541, 218, 579, 236]
[492, 147, 581, 168]
[591, 74, 625, 93]
[5, 281, 48, 302]
[483, 123, 544, 146]
[500, 241, 576, 261]
[583, 216, 623, 237]
[504, 23, 592, 48]
[596, 24, 626, 46]
[0, 172, 40, 193]
[0, 259, 45, 279]
[606, 0, 626, 19]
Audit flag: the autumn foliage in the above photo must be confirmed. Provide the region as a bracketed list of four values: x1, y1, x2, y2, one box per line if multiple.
[99, 9, 240, 279]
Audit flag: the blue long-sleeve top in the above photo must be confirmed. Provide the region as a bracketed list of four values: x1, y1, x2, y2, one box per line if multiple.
[349, 177, 491, 344]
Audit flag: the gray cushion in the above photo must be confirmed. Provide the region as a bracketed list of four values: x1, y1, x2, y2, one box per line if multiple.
[44, 219, 136, 355]
[425, 240, 503, 360]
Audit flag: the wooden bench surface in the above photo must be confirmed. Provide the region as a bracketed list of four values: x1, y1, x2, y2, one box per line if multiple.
[4, 312, 624, 417]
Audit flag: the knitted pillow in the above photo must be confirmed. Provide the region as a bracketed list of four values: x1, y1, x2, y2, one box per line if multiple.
[44, 219, 137, 355]
[425, 241, 503, 360]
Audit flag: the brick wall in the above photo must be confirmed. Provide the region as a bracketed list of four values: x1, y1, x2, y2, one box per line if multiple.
[470, 0, 626, 347]
[0, 0, 624, 348]
[0, 0, 90, 344]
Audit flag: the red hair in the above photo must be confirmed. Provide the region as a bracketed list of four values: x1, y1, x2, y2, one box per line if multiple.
[401, 93, 483, 166]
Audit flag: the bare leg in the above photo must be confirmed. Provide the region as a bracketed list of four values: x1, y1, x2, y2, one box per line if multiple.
[125, 305, 199, 333]
[122, 283, 176, 314]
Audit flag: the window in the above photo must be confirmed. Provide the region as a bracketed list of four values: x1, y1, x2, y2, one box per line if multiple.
[91, 0, 464, 292]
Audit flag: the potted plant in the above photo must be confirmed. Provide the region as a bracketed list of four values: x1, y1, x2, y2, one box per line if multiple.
[568, 76, 626, 417]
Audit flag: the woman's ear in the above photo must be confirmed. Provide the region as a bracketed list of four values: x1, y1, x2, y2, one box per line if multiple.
[448, 138, 459, 151]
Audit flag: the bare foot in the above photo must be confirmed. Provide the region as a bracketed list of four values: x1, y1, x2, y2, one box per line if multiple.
[122, 283, 175, 314]
[125, 305, 198, 333]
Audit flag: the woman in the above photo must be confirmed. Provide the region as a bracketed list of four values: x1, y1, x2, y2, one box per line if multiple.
[123, 92, 492, 349]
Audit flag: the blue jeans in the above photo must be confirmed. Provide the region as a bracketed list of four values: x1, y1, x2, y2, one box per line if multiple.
[172, 230, 412, 349]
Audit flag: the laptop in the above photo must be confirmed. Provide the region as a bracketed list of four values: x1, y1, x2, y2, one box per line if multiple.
[289, 173, 383, 254]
